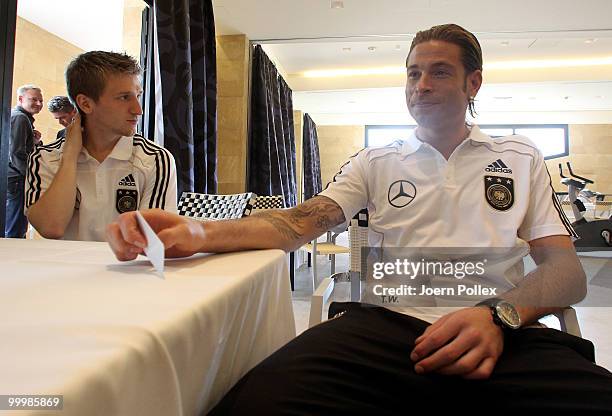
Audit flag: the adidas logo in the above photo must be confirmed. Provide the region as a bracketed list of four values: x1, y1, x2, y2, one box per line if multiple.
[118, 174, 136, 187]
[485, 159, 512, 174]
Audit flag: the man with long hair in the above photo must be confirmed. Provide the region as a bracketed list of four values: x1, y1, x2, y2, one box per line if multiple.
[108, 25, 612, 413]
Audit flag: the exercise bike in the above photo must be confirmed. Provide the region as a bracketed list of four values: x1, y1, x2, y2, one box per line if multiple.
[558, 162, 611, 251]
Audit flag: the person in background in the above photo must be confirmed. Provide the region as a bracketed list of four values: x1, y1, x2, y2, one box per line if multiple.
[5, 84, 43, 238]
[47, 95, 77, 139]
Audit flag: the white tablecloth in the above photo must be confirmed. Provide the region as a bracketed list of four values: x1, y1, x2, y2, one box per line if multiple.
[0, 239, 295, 415]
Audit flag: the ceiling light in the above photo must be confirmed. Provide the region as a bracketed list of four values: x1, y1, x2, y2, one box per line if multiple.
[330, 0, 344, 9]
[493, 96, 512, 100]
[342, 47, 352, 52]
[500, 41, 510, 46]
[485, 56, 612, 70]
[303, 66, 405, 78]
[584, 38, 597, 44]
[368, 46, 377, 52]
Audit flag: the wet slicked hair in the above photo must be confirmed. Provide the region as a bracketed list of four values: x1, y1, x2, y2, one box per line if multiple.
[408, 24, 483, 116]
[66, 51, 141, 108]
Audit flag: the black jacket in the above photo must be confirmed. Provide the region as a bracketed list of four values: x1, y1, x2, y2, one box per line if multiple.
[8, 106, 35, 178]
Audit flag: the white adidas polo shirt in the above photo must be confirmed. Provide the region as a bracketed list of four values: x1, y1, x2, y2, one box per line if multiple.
[319, 125, 576, 322]
[25, 134, 177, 242]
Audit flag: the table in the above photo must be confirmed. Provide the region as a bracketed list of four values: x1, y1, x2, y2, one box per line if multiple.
[0, 239, 296, 415]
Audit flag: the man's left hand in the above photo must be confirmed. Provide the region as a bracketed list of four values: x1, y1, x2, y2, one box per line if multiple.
[410, 307, 504, 380]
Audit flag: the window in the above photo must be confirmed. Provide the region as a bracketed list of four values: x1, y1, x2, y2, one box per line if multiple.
[479, 128, 514, 137]
[514, 127, 567, 159]
[366, 124, 569, 159]
[365, 126, 415, 147]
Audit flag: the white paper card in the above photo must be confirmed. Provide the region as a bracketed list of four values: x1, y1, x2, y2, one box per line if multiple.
[135, 211, 165, 279]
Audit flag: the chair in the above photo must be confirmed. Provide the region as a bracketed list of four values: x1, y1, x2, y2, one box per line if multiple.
[177, 192, 256, 220]
[308, 209, 582, 337]
[553, 308, 582, 337]
[301, 231, 350, 292]
[309, 209, 367, 327]
[300, 207, 364, 293]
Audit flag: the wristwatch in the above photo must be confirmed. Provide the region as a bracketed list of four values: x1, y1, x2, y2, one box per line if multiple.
[476, 298, 521, 330]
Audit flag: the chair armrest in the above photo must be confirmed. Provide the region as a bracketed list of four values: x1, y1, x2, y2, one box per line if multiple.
[308, 271, 357, 328]
[310, 270, 353, 328]
[309, 277, 334, 328]
[553, 307, 582, 337]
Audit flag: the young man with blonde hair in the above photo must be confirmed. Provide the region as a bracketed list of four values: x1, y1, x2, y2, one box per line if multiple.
[26, 51, 177, 241]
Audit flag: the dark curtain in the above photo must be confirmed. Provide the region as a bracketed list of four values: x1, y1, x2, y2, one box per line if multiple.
[0, 0, 17, 234]
[248, 45, 297, 208]
[302, 113, 322, 201]
[154, 0, 217, 197]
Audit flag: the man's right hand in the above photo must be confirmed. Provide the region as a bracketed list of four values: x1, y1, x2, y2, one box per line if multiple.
[106, 209, 207, 261]
[63, 113, 83, 159]
[33, 129, 42, 144]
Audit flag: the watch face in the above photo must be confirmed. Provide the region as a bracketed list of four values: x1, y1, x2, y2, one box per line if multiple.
[495, 301, 521, 329]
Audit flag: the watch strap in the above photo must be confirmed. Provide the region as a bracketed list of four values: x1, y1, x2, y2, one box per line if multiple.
[476, 298, 512, 330]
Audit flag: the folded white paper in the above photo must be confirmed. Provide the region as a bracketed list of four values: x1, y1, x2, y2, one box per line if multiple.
[135, 211, 165, 279]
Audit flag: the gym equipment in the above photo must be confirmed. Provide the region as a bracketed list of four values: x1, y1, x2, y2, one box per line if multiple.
[558, 162, 611, 251]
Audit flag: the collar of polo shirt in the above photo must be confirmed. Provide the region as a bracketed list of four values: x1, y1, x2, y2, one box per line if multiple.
[67, 136, 133, 163]
[468, 125, 493, 144]
[405, 125, 493, 156]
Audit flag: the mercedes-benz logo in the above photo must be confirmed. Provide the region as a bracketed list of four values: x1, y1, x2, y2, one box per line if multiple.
[388, 180, 416, 208]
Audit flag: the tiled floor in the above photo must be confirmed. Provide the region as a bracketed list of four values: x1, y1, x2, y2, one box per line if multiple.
[574, 252, 612, 370]
[290, 238, 612, 371]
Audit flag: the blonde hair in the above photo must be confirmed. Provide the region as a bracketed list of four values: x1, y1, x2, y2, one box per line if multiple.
[66, 51, 141, 107]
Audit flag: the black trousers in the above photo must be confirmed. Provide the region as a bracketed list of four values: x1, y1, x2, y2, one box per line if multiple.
[210, 302, 612, 415]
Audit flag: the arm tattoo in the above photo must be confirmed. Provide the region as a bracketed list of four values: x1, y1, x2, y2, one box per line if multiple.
[255, 196, 346, 243]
